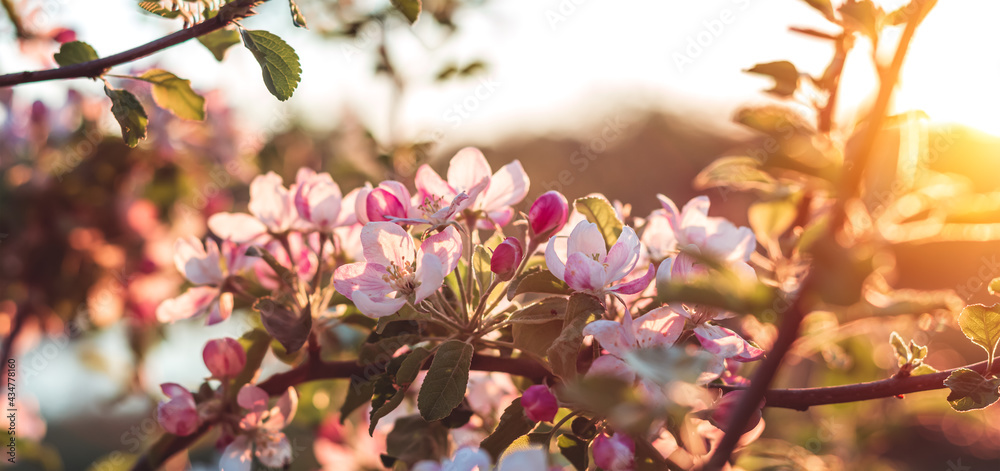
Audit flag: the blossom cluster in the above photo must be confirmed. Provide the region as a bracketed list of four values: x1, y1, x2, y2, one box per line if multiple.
[153, 147, 768, 470]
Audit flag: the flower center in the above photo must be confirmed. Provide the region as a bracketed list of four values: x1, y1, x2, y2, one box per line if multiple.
[384, 260, 419, 294]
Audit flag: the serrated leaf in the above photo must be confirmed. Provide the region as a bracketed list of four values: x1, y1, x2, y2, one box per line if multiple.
[54, 41, 98, 66]
[198, 28, 241, 61]
[103, 86, 147, 148]
[557, 433, 589, 471]
[384, 415, 449, 466]
[138, 69, 205, 121]
[889, 331, 909, 362]
[958, 304, 1000, 364]
[507, 268, 571, 300]
[370, 375, 404, 434]
[138, 1, 181, 18]
[944, 368, 1000, 412]
[745, 61, 800, 97]
[253, 297, 311, 353]
[547, 293, 603, 380]
[480, 398, 536, 461]
[288, 0, 308, 28]
[391, 0, 421, 24]
[574, 195, 623, 249]
[417, 340, 474, 421]
[240, 29, 301, 101]
[396, 347, 432, 386]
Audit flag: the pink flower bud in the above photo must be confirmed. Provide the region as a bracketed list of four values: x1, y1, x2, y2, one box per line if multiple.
[367, 187, 408, 222]
[710, 391, 765, 435]
[528, 191, 569, 239]
[592, 432, 635, 471]
[51, 28, 76, 44]
[521, 385, 558, 422]
[156, 383, 199, 436]
[202, 338, 246, 379]
[491, 237, 524, 281]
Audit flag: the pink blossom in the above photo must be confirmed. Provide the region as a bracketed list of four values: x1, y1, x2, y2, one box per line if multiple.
[203, 338, 247, 379]
[653, 195, 756, 263]
[293, 169, 347, 231]
[156, 383, 200, 436]
[252, 232, 322, 290]
[414, 147, 529, 227]
[490, 237, 524, 281]
[521, 385, 558, 422]
[355, 181, 418, 224]
[208, 171, 309, 243]
[582, 306, 686, 383]
[710, 391, 765, 435]
[528, 190, 569, 239]
[156, 238, 248, 324]
[545, 221, 654, 295]
[592, 432, 635, 471]
[333, 223, 462, 317]
[221, 385, 298, 471]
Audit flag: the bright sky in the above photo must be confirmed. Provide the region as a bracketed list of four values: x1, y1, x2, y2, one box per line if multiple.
[4, 0, 1000, 147]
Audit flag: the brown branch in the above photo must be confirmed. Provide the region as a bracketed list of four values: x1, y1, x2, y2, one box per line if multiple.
[0, 0, 264, 88]
[717, 354, 1000, 411]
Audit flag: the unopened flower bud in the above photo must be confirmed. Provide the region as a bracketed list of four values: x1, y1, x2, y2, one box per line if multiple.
[592, 432, 634, 471]
[156, 383, 199, 436]
[528, 191, 569, 239]
[711, 391, 765, 435]
[491, 237, 524, 281]
[521, 385, 558, 422]
[202, 338, 246, 379]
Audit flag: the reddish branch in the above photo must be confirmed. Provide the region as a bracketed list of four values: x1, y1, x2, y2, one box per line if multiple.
[0, 0, 264, 88]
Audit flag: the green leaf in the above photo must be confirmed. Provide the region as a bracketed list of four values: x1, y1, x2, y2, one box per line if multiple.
[103, 86, 147, 148]
[54, 41, 98, 66]
[748, 196, 798, 247]
[375, 305, 423, 333]
[909, 340, 928, 362]
[546, 293, 603, 380]
[480, 398, 536, 461]
[958, 304, 1000, 363]
[370, 375, 405, 434]
[137, 69, 205, 121]
[384, 415, 449, 467]
[508, 297, 568, 324]
[800, 0, 835, 20]
[745, 61, 800, 97]
[417, 340, 474, 421]
[574, 195, 623, 249]
[138, 1, 181, 18]
[288, 0, 308, 28]
[507, 267, 572, 300]
[253, 297, 312, 353]
[989, 277, 1000, 296]
[396, 347, 432, 386]
[889, 331, 910, 363]
[557, 433, 589, 471]
[911, 363, 938, 376]
[240, 29, 301, 101]
[339, 375, 375, 422]
[198, 28, 242, 61]
[693, 156, 777, 193]
[944, 368, 1000, 412]
[391, 0, 421, 24]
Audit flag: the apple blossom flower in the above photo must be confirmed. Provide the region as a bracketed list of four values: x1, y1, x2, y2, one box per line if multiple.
[414, 147, 529, 228]
[314, 413, 387, 470]
[582, 306, 686, 384]
[521, 385, 558, 422]
[333, 222, 462, 317]
[355, 181, 419, 224]
[528, 190, 570, 239]
[156, 383, 200, 436]
[221, 385, 298, 471]
[203, 338, 246, 379]
[592, 432, 635, 471]
[156, 237, 250, 324]
[545, 221, 654, 296]
[491, 237, 524, 281]
[652, 195, 755, 263]
[293, 169, 347, 231]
